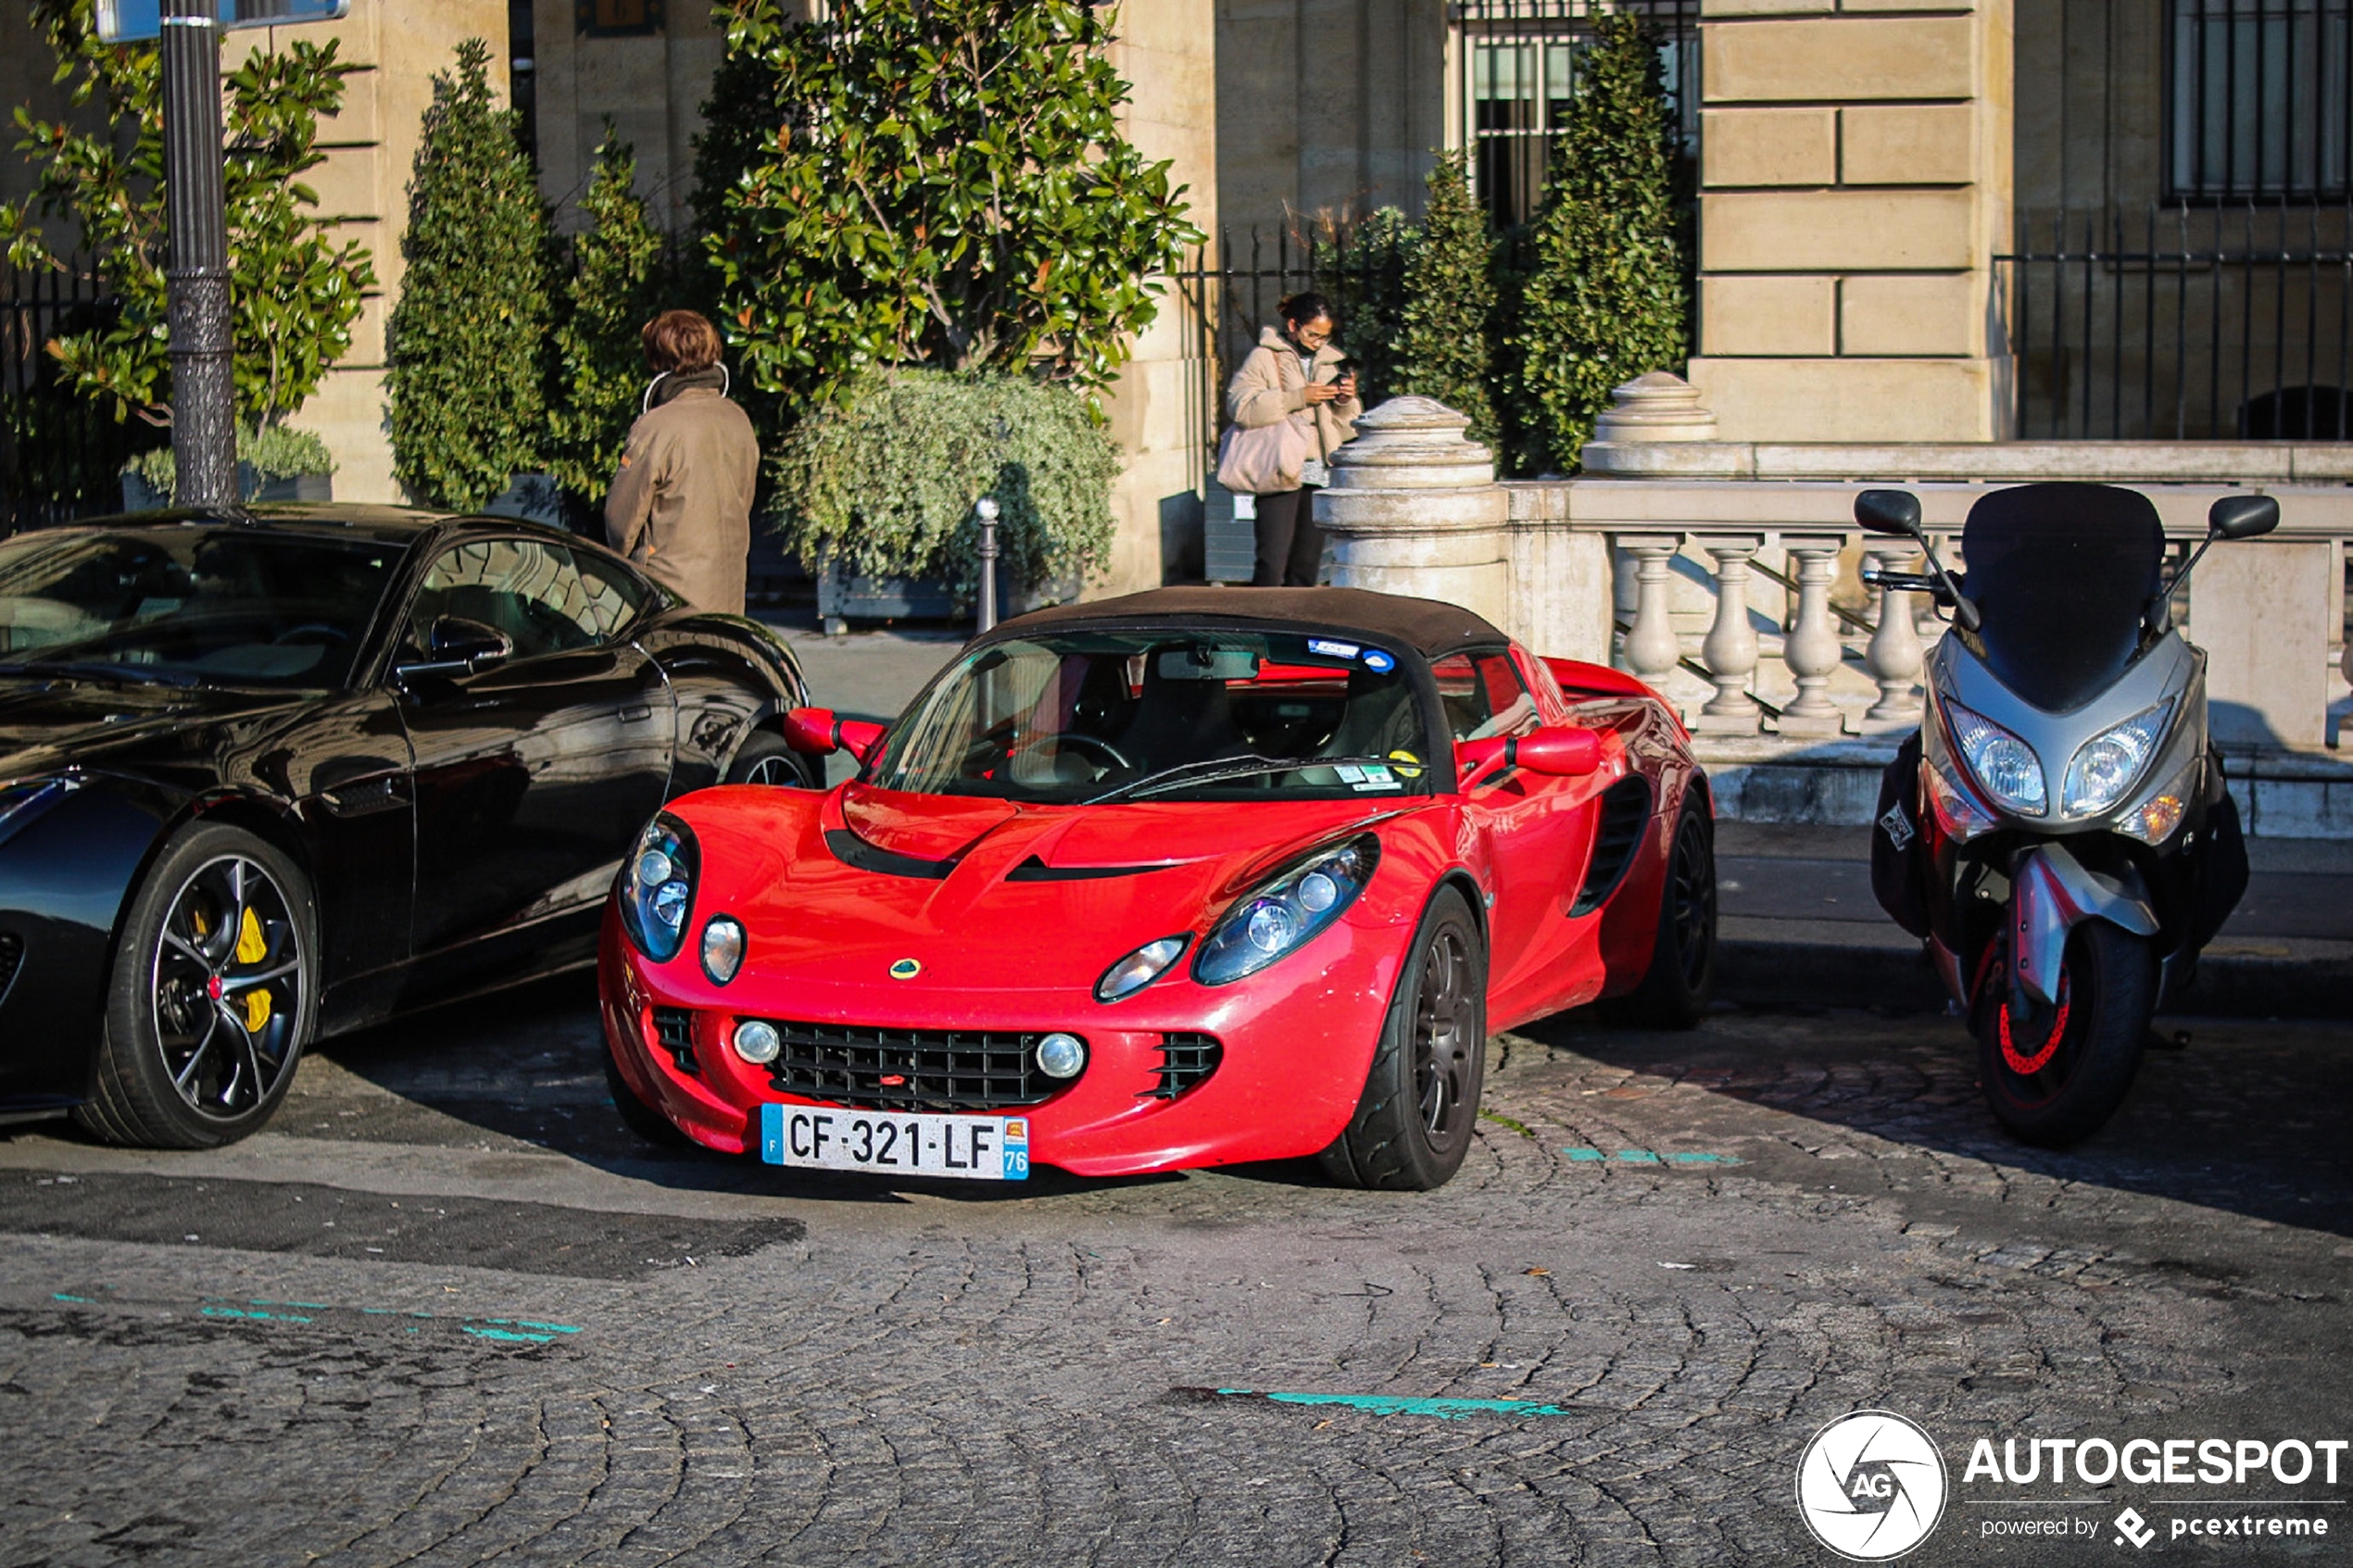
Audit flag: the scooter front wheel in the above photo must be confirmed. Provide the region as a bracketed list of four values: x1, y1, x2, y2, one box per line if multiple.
[1974, 922, 2154, 1147]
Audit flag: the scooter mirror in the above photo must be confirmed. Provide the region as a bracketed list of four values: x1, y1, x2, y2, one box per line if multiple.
[1855, 488, 1924, 538]
[2208, 494, 2280, 540]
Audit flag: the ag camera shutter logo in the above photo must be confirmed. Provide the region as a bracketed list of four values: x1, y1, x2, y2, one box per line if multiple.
[1796, 1410, 1948, 1560]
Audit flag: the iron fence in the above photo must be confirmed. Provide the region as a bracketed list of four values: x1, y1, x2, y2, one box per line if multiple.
[1999, 202, 2353, 438]
[1, 257, 151, 533]
[1449, 0, 1699, 228]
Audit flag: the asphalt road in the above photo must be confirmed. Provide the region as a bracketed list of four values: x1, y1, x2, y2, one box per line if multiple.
[1, 981, 2347, 1566]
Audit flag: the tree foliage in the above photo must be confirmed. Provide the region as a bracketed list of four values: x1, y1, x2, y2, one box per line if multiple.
[1312, 208, 1409, 408]
[0, 0, 373, 428]
[1504, 14, 1687, 473]
[547, 127, 667, 505]
[706, 0, 1200, 411]
[386, 38, 554, 509]
[1392, 153, 1500, 452]
[768, 371, 1116, 604]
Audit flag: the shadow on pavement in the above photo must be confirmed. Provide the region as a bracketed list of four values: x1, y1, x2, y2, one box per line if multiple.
[1514, 998, 2353, 1238]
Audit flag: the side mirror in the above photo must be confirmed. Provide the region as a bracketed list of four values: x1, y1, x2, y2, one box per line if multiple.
[1856, 488, 1924, 538]
[784, 706, 886, 764]
[395, 616, 512, 680]
[2208, 494, 2280, 540]
[1511, 725, 1604, 777]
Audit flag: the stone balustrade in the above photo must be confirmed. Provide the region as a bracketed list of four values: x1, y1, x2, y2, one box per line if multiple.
[1312, 378, 2353, 835]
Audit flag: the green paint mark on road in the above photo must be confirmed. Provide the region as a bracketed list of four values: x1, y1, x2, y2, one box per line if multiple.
[201, 1306, 314, 1324]
[1205, 1388, 1579, 1421]
[52, 1293, 94, 1303]
[1560, 1148, 1742, 1166]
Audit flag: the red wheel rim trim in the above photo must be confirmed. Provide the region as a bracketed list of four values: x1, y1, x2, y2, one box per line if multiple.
[1998, 970, 2071, 1076]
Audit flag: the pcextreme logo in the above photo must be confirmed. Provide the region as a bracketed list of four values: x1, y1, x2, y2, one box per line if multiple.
[1796, 1410, 1951, 1561]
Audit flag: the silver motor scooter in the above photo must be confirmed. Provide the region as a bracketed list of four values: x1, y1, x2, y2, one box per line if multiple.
[1858, 482, 2278, 1146]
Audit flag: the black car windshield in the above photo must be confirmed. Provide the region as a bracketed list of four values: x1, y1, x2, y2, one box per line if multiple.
[868, 629, 1435, 803]
[0, 528, 404, 688]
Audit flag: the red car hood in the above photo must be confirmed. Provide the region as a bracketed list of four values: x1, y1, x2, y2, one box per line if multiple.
[674, 782, 1416, 997]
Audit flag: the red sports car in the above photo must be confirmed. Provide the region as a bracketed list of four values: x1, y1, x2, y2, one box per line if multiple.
[599, 587, 1716, 1190]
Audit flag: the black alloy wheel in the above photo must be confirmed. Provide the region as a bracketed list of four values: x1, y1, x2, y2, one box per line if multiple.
[725, 728, 814, 787]
[1973, 922, 2153, 1148]
[76, 822, 318, 1149]
[1320, 885, 1488, 1191]
[1607, 793, 1718, 1028]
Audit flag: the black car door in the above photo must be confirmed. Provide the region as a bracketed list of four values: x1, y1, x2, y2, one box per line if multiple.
[396, 535, 673, 961]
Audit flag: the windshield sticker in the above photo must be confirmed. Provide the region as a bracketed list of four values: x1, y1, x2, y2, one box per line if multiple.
[1362, 648, 1396, 673]
[1333, 764, 1365, 784]
[1353, 768, 1403, 792]
[1307, 637, 1361, 659]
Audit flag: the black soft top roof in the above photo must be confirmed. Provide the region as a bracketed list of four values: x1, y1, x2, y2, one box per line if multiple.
[991, 586, 1506, 660]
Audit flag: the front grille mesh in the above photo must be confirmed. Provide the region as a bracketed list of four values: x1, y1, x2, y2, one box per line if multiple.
[1569, 777, 1654, 917]
[1149, 1033, 1223, 1099]
[761, 1021, 1073, 1111]
[651, 1006, 697, 1073]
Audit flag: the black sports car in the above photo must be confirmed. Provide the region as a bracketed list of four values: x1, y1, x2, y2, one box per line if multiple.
[0, 505, 817, 1148]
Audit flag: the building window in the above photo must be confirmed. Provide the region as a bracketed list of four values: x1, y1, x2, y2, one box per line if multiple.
[2169, 0, 2353, 200]
[577, 0, 664, 37]
[1450, 1, 1698, 229]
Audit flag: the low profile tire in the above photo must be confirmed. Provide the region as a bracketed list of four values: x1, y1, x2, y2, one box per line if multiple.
[724, 728, 816, 788]
[1319, 886, 1488, 1192]
[603, 1047, 692, 1148]
[1606, 796, 1718, 1029]
[1975, 922, 2154, 1148]
[74, 822, 318, 1149]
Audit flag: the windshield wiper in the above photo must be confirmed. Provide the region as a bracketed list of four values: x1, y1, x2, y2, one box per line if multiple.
[1083, 753, 1401, 806]
[0, 659, 199, 687]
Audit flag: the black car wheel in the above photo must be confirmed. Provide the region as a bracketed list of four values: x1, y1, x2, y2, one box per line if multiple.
[75, 822, 318, 1149]
[1606, 795, 1718, 1029]
[725, 729, 815, 787]
[604, 1048, 692, 1148]
[1319, 886, 1487, 1192]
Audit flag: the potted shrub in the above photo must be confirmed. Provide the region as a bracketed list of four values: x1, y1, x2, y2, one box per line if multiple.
[767, 370, 1116, 631]
[122, 424, 336, 508]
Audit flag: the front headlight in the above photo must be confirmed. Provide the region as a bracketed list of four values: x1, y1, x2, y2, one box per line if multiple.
[1943, 699, 2046, 817]
[2063, 699, 2174, 817]
[1194, 834, 1380, 986]
[619, 814, 697, 961]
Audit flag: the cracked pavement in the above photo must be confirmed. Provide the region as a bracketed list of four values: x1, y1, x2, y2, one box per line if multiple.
[0, 980, 2345, 1565]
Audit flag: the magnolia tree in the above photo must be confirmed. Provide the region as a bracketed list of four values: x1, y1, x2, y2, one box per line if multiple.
[702, 0, 1199, 411]
[0, 0, 373, 430]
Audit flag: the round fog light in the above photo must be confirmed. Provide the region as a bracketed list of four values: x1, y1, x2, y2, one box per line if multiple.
[1036, 1032, 1087, 1080]
[733, 1019, 780, 1064]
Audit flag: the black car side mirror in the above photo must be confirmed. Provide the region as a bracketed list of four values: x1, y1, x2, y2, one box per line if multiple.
[1856, 488, 1924, 538]
[2208, 494, 2280, 540]
[395, 616, 513, 681]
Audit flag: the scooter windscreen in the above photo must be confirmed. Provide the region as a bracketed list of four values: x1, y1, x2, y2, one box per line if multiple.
[1960, 483, 2167, 712]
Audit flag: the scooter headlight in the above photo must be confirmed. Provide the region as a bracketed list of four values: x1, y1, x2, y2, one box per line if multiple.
[2063, 699, 2174, 818]
[619, 814, 697, 962]
[1943, 699, 2045, 817]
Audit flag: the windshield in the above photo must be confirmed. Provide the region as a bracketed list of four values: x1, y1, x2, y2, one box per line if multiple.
[0, 528, 404, 689]
[869, 629, 1435, 803]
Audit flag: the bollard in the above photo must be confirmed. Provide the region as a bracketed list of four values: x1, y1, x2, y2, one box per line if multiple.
[975, 497, 1000, 633]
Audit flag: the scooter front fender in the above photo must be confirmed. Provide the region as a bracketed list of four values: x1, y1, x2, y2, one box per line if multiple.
[2010, 842, 2159, 1006]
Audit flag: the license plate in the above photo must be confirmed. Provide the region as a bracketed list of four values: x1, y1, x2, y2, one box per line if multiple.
[759, 1104, 1030, 1181]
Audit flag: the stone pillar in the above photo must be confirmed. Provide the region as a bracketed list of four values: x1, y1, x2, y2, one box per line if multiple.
[1094, 0, 1217, 595]
[1318, 397, 1511, 631]
[1579, 370, 1723, 477]
[2193, 541, 2336, 748]
[1688, 0, 2014, 443]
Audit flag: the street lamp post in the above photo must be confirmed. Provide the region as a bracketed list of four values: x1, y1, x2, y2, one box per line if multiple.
[159, 0, 236, 508]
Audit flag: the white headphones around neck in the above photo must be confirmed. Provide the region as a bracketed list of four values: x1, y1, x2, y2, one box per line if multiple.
[642, 363, 729, 414]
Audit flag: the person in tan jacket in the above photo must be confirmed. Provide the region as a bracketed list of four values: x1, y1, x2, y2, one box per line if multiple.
[1223, 292, 1361, 585]
[605, 310, 760, 615]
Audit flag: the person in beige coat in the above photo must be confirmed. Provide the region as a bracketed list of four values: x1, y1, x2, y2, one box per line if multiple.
[605, 310, 760, 615]
[1224, 292, 1362, 585]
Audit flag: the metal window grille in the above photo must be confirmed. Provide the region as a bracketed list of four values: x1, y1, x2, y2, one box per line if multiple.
[1448, 0, 1699, 229]
[0, 257, 154, 536]
[2169, 0, 2353, 201]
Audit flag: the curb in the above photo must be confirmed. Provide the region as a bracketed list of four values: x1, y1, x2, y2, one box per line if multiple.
[1718, 926, 2352, 1021]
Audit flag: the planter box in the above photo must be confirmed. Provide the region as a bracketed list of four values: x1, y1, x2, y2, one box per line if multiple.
[817, 558, 958, 634]
[120, 466, 333, 510]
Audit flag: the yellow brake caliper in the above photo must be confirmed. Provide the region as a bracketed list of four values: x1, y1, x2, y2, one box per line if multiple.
[235, 908, 271, 1033]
